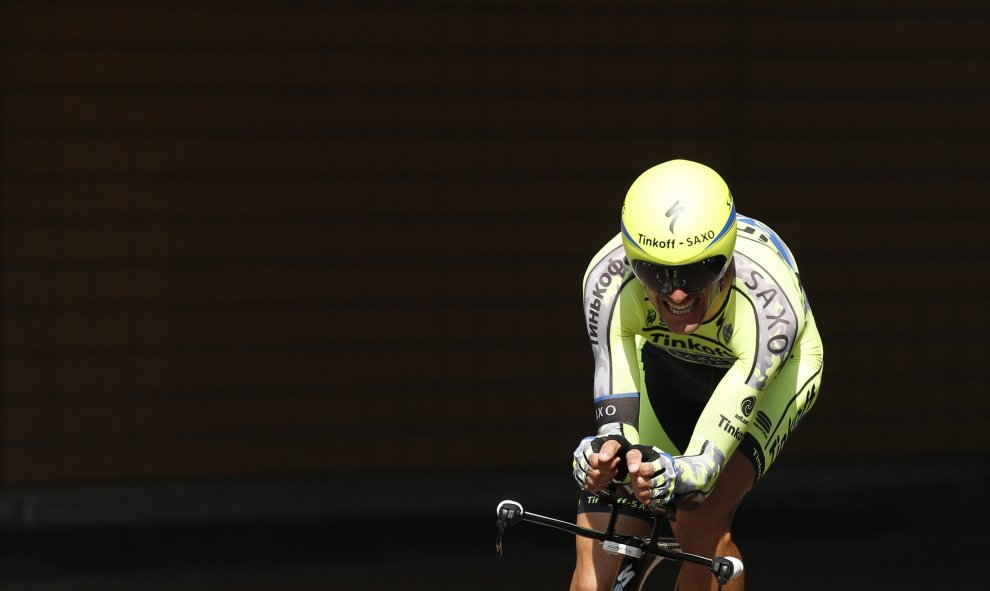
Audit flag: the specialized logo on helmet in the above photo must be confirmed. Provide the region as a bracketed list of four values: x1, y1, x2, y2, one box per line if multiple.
[665, 200, 684, 233]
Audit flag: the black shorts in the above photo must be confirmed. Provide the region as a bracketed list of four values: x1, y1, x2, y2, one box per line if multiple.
[576, 488, 655, 522]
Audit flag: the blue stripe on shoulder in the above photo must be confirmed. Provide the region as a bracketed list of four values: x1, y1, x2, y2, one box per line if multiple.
[736, 214, 796, 270]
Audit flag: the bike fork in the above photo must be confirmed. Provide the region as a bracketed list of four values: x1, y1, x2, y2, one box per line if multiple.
[611, 555, 643, 591]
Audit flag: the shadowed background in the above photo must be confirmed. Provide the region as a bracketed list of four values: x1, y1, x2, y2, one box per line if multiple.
[0, 1, 987, 589]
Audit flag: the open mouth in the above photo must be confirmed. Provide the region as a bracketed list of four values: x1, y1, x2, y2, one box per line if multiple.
[664, 296, 700, 317]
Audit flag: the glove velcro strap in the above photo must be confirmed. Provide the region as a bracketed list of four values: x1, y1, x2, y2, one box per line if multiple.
[631, 444, 670, 465]
[590, 434, 631, 455]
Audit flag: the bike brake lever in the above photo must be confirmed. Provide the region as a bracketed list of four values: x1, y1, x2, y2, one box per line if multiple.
[710, 556, 744, 584]
[495, 500, 524, 558]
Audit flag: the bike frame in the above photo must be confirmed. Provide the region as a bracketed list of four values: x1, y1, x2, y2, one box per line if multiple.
[496, 498, 742, 591]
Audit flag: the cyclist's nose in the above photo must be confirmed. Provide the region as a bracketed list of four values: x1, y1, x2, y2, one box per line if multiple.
[666, 288, 691, 303]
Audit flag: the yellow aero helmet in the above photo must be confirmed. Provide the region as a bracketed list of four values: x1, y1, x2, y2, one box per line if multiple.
[620, 159, 737, 268]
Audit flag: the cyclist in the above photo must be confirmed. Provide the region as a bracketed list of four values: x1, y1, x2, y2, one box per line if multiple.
[570, 160, 823, 591]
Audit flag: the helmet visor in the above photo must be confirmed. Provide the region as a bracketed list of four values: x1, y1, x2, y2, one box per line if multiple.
[630, 256, 729, 295]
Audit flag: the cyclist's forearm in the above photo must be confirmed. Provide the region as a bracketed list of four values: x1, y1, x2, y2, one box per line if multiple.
[592, 392, 641, 445]
[688, 358, 763, 453]
[677, 368, 763, 494]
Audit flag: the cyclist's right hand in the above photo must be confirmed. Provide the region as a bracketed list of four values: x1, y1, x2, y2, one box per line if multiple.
[571, 435, 631, 490]
[626, 444, 679, 506]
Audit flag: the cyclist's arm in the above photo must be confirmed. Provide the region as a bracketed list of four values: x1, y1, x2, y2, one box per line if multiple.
[678, 278, 803, 495]
[581, 236, 644, 445]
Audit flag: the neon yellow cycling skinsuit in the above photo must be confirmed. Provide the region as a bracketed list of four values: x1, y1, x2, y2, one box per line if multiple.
[581, 215, 823, 494]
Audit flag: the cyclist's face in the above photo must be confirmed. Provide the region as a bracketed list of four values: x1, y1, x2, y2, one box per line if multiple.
[645, 261, 733, 334]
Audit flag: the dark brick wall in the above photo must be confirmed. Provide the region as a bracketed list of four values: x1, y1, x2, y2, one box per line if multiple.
[1, 0, 987, 484]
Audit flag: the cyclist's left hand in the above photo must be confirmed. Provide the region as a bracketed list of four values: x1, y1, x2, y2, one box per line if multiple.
[626, 445, 679, 506]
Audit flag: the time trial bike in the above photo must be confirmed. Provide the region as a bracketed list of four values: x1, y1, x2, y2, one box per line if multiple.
[495, 488, 743, 591]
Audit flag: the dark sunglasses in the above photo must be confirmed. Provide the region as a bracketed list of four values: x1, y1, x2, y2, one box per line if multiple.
[630, 256, 729, 294]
